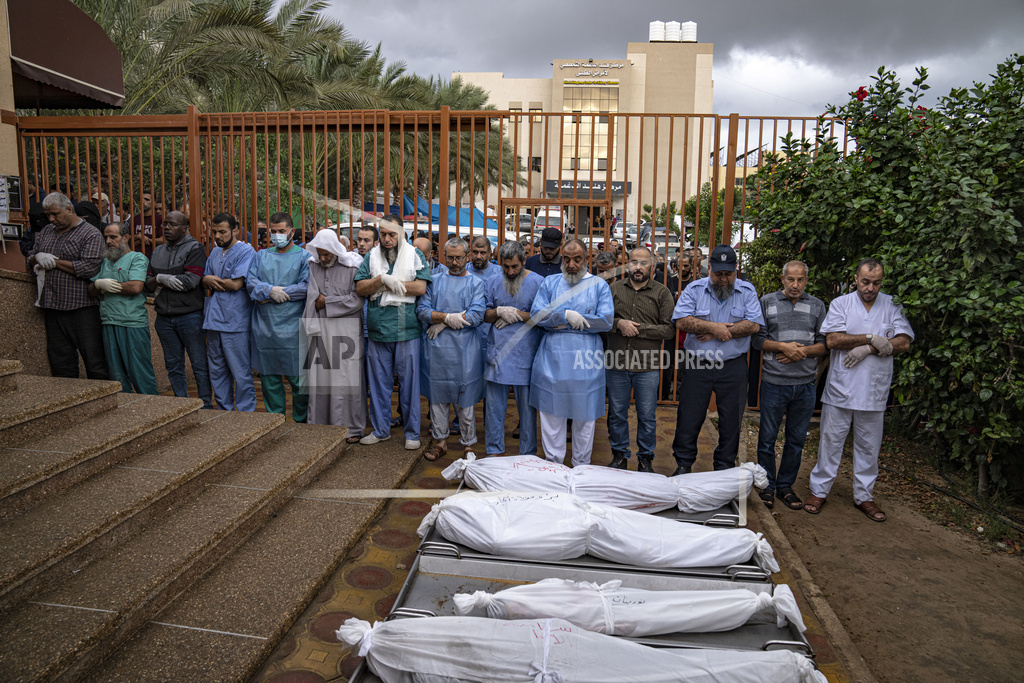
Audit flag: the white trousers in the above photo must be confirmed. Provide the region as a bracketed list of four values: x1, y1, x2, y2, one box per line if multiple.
[539, 411, 596, 466]
[809, 403, 885, 505]
[429, 403, 477, 447]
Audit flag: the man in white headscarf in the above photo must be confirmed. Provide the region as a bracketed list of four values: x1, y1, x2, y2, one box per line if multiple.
[302, 229, 368, 439]
[354, 216, 432, 449]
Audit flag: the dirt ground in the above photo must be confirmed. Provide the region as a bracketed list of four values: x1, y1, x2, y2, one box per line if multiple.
[746, 419, 1024, 683]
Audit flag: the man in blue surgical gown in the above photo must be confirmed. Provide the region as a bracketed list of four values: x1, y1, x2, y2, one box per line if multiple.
[203, 212, 256, 411]
[417, 237, 486, 461]
[247, 211, 309, 422]
[483, 239, 544, 456]
[530, 238, 614, 465]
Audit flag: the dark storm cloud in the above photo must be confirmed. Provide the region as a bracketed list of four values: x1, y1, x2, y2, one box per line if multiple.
[323, 0, 1023, 115]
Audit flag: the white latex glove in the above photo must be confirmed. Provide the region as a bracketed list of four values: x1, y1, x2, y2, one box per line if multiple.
[564, 309, 590, 331]
[843, 344, 873, 368]
[496, 306, 521, 324]
[35, 252, 57, 270]
[380, 273, 407, 296]
[156, 273, 186, 291]
[445, 312, 467, 329]
[269, 286, 290, 303]
[494, 319, 510, 329]
[426, 323, 446, 340]
[94, 278, 122, 294]
[869, 333, 894, 357]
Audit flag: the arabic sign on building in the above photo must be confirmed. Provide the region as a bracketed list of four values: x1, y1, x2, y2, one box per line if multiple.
[558, 60, 628, 79]
[545, 180, 632, 198]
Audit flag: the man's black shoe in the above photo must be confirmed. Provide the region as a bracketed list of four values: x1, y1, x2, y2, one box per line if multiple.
[637, 456, 655, 473]
[608, 455, 628, 470]
[671, 464, 691, 477]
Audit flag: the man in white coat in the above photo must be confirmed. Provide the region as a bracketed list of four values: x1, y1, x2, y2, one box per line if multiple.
[804, 258, 914, 522]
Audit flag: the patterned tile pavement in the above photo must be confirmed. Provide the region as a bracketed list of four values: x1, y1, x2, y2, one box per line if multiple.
[248, 399, 850, 682]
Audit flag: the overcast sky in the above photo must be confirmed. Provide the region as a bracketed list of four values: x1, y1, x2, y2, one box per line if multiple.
[322, 0, 1023, 117]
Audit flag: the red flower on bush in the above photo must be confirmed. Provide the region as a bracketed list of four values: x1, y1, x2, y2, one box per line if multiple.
[855, 86, 869, 101]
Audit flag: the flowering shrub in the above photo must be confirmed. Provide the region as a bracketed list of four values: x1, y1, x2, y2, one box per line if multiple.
[749, 56, 1024, 492]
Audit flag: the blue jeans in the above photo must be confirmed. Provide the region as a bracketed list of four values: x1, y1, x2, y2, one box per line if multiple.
[756, 380, 816, 492]
[485, 381, 537, 456]
[155, 311, 212, 409]
[606, 369, 660, 460]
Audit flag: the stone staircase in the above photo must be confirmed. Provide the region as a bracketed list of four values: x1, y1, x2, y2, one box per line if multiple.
[0, 360, 415, 681]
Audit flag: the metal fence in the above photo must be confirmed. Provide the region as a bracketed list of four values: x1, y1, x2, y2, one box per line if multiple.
[12, 106, 852, 404]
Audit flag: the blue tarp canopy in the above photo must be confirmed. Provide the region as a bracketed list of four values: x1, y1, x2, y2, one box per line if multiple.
[402, 196, 498, 233]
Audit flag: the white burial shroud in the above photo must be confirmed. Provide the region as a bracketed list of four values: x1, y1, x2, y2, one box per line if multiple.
[453, 578, 807, 636]
[416, 490, 780, 572]
[441, 454, 768, 513]
[337, 616, 827, 683]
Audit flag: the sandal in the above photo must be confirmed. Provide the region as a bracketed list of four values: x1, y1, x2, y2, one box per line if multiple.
[778, 489, 803, 510]
[345, 435, 361, 445]
[424, 442, 447, 461]
[391, 416, 403, 429]
[855, 500, 887, 522]
[803, 495, 826, 514]
[758, 489, 774, 509]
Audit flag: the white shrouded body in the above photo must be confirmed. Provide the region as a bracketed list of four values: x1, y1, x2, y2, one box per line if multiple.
[336, 616, 827, 683]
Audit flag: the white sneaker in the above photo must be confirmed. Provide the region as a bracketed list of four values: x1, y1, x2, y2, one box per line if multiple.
[405, 439, 421, 450]
[359, 433, 391, 445]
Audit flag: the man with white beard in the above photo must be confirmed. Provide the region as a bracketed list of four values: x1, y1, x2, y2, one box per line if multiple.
[355, 217, 432, 449]
[530, 238, 614, 465]
[670, 244, 763, 475]
[302, 229, 367, 438]
[483, 240, 544, 456]
[88, 222, 158, 394]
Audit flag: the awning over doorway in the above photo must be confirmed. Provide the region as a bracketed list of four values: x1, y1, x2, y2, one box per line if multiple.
[8, 0, 124, 109]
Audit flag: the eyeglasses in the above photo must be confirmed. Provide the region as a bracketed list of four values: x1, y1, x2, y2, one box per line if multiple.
[445, 254, 467, 262]
[627, 260, 651, 268]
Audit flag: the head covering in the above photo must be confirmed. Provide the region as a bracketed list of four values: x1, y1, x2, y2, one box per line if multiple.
[305, 228, 364, 268]
[710, 244, 737, 272]
[540, 227, 563, 248]
[91, 191, 109, 203]
[74, 200, 104, 230]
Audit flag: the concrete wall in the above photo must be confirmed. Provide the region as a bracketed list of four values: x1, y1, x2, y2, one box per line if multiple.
[0, 268, 183, 390]
[0, 0, 18, 175]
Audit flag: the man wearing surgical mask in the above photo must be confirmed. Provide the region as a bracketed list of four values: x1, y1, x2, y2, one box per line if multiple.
[247, 212, 310, 421]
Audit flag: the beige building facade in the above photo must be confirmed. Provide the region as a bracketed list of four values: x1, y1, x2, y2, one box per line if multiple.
[456, 39, 714, 230]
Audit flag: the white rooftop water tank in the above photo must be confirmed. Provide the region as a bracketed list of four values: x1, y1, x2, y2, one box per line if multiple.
[681, 21, 697, 42]
[665, 21, 682, 41]
[649, 21, 665, 42]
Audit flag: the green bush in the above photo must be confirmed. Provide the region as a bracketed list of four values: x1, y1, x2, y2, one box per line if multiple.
[749, 55, 1024, 492]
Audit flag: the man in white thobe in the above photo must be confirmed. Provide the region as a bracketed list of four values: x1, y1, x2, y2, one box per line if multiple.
[804, 258, 914, 523]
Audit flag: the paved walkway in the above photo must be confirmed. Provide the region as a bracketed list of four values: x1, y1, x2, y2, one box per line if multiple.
[245, 398, 856, 682]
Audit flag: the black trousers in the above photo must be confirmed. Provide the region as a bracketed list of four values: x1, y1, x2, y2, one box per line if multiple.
[671, 354, 747, 470]
[44, 306, 110, 380]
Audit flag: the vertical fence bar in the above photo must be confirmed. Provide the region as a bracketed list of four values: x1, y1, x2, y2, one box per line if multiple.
[721, 113, 740, 244]
[439, 106, 450, 243]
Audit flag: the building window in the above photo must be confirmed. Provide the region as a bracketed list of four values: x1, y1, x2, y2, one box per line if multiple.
[532, 157, 542, 172]
[529, 107, 542, 124]
[562, 86, 618, 172]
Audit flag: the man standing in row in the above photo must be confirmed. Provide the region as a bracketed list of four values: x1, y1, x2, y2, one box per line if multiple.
[355, 218, 432, 448]
[805, 258, 914, 522]
[606, 247, 676, 472]
[203, 213, 257, 411]
[752, 261, 827, 510]
[132, 189, 163, 257]
[248, 212, 309, 422]
[671, 245, 763, 474]
[303, 229, 367, 436]
[483, 240, 544, 456]
[147, 211, 211, 408]
[530, 238, 614, 465]
[524, 228, 563, 277]
[89, 222, 157, 393]
[417, 238, 486, 460]
[29, 192, 109, 379]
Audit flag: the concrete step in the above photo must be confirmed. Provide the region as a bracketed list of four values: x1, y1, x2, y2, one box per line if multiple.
[0, 422, 347, 683]
[0, 375, 122, 449]
[0, 410, 285, 610]
[0, 359, 21, 393]
[90, 439, 422, 682]
[0, 394, 204, 519]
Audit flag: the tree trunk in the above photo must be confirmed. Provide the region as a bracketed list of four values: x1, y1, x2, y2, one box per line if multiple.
[978, 459, 990, 498]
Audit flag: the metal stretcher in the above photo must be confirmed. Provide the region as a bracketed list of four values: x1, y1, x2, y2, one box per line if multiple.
[347, 549, 812, 682]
